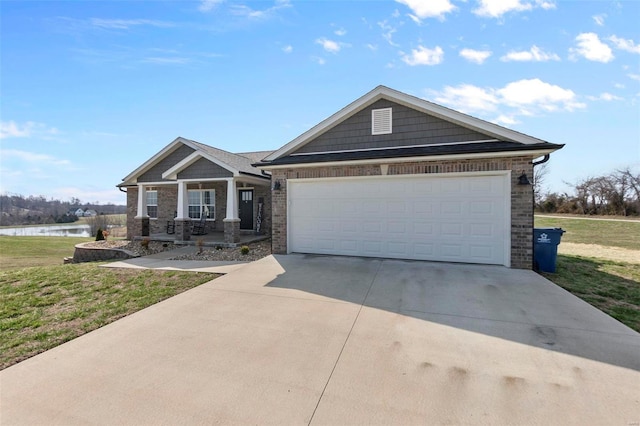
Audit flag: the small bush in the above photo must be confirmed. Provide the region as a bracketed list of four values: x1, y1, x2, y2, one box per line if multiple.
[95, 228, 105, 241]
[196, 238, 205, 254]
[215, 245, 223, 251]
[240, 245, 250, 255]
[140, 238, 150, 249]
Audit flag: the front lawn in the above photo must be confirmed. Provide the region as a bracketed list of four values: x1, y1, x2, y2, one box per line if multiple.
[542, 255, 640, 332]
[0, 263, 216, 369]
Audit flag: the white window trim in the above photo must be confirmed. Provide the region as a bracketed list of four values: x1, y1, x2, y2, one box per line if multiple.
[372, 107, 392, 135]
[146, 188, 158, 220]
[187, 189, 216, 220]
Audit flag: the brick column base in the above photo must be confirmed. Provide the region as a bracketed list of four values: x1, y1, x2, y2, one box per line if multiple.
[223, 219, 241, 244]
[135, 217, 150, 237]
[175, 218, 192, 241]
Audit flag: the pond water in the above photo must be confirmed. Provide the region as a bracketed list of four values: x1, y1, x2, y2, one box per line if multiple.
[0, 224, 92, 238]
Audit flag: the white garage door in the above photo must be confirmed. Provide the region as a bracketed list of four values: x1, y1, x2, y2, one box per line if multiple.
[288, 173, 510, 266]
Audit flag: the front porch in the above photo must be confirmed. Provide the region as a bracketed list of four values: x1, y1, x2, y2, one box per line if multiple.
[135, 231, 270, 248]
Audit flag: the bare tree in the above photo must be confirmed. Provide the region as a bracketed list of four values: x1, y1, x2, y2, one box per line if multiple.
[533, 162, 549, 206]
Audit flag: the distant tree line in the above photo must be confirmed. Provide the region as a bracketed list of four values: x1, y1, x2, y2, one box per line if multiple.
[535, 166, 640, 216]
[0, 194, 126, 226]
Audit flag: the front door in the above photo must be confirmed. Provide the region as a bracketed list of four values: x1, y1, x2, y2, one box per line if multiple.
[239, 189, 253, 230]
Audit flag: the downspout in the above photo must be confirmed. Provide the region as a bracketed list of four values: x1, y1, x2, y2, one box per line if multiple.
[530, 154, 550, 270]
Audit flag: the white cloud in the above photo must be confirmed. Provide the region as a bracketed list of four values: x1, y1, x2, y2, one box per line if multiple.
[430, 78, 585, 122]
[608, 35, 640, 54]
[0, 121, 59, 139]
[498, 79, 585, 111]
[569, 32, 614, 63]
[473, 0, 555, 18]
[587, 92, 623, 101]
[401, 45, 444, 66]
[593, 14, 606, 26]
[316, 38, 342, 53]
[89, 18, 174, 29]
[198, 0, 224, 12]
[395, 0, 456, 20]
[614, 83, 625, 89]
[500, 45, 560, 62]
[311, 56, 326, 65]
[334, 28, 347, 36]
[141, 57, 191, 64]
[378, 20, 399, 47]
[230, 0, 291, 20]
[282, 45, 293, 54]
[433, 84, 499, 112]
[627, 73, 640, 81]
[366, 43, 378, 52]
[1, 149, 70, 166]
[459, 48, 492, 64]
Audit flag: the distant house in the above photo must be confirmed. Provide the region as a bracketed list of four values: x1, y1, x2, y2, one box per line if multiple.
[83, 209, 98, 217]
[74, 208, 85, 217]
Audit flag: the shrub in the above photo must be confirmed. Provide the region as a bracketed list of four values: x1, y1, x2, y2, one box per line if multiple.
[140, 238, 150, 249]
[240, 245, 250, 255]
[95, 228, 105, 241]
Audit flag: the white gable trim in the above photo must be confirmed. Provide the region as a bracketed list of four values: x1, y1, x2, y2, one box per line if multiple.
[161, 151, 239, 180]
[264, 85, 550, 162]
[120, 136, 240, 185]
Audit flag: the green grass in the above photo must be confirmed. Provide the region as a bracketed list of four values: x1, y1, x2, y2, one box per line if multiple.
[542, 255, 640, 332]
[535, 216, 640, 250]
[0, 236, 94, 270]
[0, 263, 216, 369]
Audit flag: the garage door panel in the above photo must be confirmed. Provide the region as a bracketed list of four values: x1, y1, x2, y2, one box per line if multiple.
[289, 174, 509, 266]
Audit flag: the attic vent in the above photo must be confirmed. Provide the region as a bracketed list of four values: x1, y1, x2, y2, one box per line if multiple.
[372, 108, 392, 135]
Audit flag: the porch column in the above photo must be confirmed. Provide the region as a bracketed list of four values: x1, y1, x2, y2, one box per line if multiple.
[176, 181, 188, 219]
[135, 185, 148, 218]
[175, 180, 191, 241]
[135, 184, 150, 237]
[223, 178, 240, 243]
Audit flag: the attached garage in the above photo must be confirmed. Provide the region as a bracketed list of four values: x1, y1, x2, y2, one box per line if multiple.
[288, 172, 510, 266]
[257, 85, 564, 269]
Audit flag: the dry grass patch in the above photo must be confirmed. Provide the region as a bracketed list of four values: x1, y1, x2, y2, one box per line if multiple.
[0, 263, 217, 369]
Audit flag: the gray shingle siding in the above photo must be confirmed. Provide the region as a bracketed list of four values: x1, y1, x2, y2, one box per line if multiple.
[293, 100, 490, 155]
[177, 158, 233, 179]
[138, 145, 195, 182]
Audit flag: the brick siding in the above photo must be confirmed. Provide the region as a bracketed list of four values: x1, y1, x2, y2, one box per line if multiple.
[270, 156, 535, 269]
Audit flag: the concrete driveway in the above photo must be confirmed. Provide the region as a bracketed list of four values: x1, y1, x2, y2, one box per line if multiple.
[2, 255, 639, 425]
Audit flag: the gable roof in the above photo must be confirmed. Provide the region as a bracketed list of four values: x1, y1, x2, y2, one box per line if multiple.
[119, 137, 271, 186]
[262, 85, 562, 164]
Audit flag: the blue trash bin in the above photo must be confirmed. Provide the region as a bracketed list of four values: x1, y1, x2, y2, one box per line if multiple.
[533, 228, 565, 273]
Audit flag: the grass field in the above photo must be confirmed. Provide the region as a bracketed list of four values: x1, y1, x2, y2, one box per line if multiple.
[535, 215, 639, 332]
[535, 215, 640, 250]
[0, 237, 217, 369]
[0, 236, 93, 270]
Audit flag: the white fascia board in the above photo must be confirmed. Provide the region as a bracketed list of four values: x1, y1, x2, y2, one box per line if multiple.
[258, 148, 557, 170]
[264, 85, 549, 162]
[121, 136, 194, 185]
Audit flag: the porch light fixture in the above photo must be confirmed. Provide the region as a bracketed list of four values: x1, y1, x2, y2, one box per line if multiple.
[272, 180, 281, 191]
[517, 171, 531, 185]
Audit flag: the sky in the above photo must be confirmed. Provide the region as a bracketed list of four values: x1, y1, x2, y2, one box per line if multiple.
[1, 0, 639, 206]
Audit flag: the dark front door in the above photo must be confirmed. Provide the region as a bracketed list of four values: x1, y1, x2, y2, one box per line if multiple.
[239, 189, 253, 230]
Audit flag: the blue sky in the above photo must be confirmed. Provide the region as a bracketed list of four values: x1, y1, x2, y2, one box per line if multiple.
[1, 0, 639, 205]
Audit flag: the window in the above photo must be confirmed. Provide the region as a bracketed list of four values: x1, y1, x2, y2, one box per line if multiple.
[188, 189, 215, 219]
[372, 107, 392, 135]
[146, 189, 158, 218]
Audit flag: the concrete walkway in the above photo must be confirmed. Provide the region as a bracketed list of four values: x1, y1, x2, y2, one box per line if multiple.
[2, 255, 639, 424]
[102, 246, 250, 274]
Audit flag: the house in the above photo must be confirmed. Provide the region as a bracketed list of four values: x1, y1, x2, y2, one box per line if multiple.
[74, 208, 85, 217]
[83, 209, 98, 217]
[255, 85, 563, 269]
[120, 86, 562, 269]
[117, 137, 273, 244]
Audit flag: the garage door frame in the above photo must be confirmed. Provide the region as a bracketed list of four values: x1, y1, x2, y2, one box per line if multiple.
[286, 171, 512, 266]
